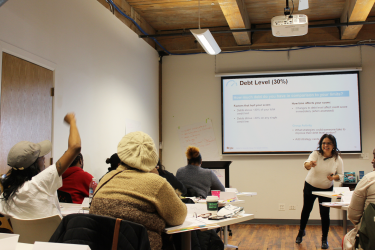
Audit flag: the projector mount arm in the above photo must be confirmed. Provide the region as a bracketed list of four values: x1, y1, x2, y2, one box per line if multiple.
[284, 0, 295, 18]
[284, 0, 291, 16]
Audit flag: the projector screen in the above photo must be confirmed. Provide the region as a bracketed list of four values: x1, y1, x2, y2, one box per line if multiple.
[222, 71, 361, 154]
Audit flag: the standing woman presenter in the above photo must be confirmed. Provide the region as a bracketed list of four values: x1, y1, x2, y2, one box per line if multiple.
[296, 134, 343, 249]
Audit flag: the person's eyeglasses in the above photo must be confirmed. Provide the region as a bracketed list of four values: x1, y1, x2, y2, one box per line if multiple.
[322, 142, 333, 145]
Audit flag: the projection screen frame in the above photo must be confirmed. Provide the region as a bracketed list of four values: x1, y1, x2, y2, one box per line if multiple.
[221, 68, 362, 155]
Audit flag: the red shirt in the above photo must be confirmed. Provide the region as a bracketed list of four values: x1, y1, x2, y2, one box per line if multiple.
[59, 166, 93, 204]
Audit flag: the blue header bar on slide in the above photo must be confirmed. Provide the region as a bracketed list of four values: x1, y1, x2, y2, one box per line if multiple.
[233, 91, 349, 101]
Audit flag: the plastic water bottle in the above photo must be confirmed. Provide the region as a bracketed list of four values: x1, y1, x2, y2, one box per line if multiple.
[89, 178, 97, 201]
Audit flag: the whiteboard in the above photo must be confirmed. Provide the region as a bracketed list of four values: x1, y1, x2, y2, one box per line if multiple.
[178, 120, 219, 161]
[211, 169, 226, 187]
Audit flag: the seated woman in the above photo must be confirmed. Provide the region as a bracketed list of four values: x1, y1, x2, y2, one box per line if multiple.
[0, 113, 81, 219]
[90, 131, 187, 250]
[152, 160, 187, 197]
[343, 148, 375, 249]
[58, 153, 94, 204]
[176, 146, 225, 198]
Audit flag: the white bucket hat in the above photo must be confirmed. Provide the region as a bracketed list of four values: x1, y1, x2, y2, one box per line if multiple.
[7, 140, 52, 170]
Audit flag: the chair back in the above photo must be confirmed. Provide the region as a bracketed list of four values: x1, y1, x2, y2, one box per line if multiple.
[10, 215, 62, 243]
[57, 190, 73, 203]
[50, 214, 151, 250]
[0, 213, 13, 233]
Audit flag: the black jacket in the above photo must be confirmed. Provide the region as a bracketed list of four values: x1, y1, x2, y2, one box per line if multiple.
[50, 214, 151, 250]
[159, 170, 187, 196]
[173, 230, 224, 250]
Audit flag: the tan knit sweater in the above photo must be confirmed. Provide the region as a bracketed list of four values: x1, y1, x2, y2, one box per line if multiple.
[343, 171, 375, 250]
[90, 166, 187, 250]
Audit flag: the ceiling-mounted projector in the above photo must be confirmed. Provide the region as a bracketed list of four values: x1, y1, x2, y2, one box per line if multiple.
[271, 14, 308, 37]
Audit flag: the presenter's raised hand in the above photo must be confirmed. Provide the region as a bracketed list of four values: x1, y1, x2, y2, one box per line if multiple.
[310, 161, 317, 168]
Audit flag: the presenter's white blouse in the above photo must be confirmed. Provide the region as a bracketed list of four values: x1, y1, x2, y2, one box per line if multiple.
[0, 164, 62, 219]
[304, 150, 344, 189]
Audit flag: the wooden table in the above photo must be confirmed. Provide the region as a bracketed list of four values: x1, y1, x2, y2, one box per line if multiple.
[60, 202, 89, 217]
[166, 213, 254, 250]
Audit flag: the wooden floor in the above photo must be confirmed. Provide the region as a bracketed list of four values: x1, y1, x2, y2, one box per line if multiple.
[224, 224, 354, 250]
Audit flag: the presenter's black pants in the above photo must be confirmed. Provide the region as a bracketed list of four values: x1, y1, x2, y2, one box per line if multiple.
[299, 181, 333, 237]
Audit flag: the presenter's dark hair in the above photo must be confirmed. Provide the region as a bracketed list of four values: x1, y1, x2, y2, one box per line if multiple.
[1, 162, 40, 201]
[186, 146, 202, 165]
[317, 134, 339, 160]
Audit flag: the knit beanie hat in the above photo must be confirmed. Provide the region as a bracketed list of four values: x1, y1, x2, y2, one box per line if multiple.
[117, 131, 158, 172]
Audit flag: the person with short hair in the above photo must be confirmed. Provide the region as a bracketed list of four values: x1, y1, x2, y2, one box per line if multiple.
[296, 134, 344, 249]
[0, 113, 81, 219]
[90, 131, 187, 250]
[176, 146, 225, 198]
[58, 153, 93, 204]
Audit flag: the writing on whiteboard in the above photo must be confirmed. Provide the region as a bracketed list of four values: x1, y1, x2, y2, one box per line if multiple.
[182, 127, 215, 146]
[211, 169, 225, 187]
[178, 120, 219, 161]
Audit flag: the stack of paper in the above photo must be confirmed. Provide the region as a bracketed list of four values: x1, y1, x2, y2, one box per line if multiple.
[333, 187, 350, 195]
[237, 192, 257, 196]
[81, 197, 90, 210]
[33, 242, 91, 249]
[0, 233, 19, 250]
[341, 191, 353, 203]
[165, 204, 219, 234]
[165, 217, 219, 234]
[321, 202, 350, 207]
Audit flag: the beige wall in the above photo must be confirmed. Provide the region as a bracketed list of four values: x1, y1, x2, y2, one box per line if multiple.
[162, 46, 375, 220]
[0, 0, 159, 179]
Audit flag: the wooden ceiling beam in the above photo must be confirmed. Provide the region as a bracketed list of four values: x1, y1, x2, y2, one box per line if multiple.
[340, 0, 375, 39]
[155, 20, 375, 54]
[97, 0, 156, 48]
[217, 0, 251, 45]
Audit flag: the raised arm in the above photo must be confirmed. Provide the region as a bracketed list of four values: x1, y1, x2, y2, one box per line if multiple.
[56, 113, 81, 176]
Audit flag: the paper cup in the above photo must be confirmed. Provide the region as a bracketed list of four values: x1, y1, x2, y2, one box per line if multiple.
[206, 196, 219, 215]
[211, 190, 221, 199]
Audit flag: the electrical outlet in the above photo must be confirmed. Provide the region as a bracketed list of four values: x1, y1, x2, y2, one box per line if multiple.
[289, 205, 296, 210]
[279, 203, 285, 211]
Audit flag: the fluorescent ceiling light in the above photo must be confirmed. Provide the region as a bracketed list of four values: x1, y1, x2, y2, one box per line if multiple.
[190, 29, 221, 55]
